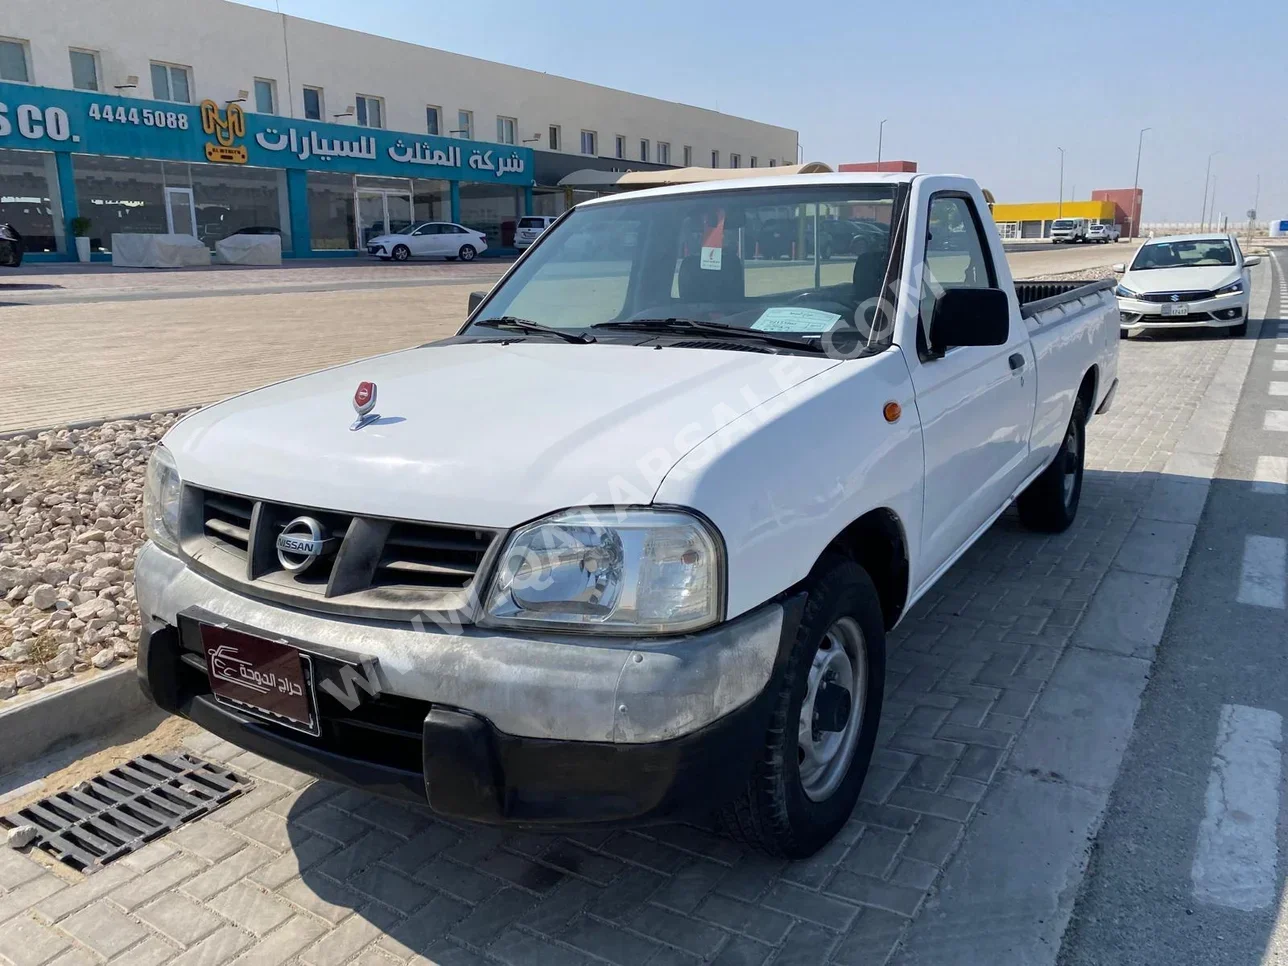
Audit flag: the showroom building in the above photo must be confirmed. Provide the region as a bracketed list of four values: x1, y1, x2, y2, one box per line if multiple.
[0, 0, 797, 259]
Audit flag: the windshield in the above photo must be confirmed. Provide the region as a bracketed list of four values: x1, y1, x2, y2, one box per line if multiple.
[468, 184, 899, 342]
[518, 217, 546, 228]
[1052, 220, 1076, 229]
[1130, 238, 1235, 270]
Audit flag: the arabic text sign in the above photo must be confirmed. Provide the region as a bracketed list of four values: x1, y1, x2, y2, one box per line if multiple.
[0, 82, 534, 184]
[202, 624, 314, 730]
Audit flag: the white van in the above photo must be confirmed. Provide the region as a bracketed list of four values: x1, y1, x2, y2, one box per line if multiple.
[515, 215, 557, 249]
[1050, 218, 1089, 244]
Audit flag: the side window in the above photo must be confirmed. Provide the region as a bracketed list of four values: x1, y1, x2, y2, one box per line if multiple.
[919, 194, 996, 340]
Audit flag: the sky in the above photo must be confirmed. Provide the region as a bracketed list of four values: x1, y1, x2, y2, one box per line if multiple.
[233, 0, 1287, 224]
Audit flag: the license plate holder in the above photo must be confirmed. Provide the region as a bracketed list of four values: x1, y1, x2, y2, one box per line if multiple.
[1161, 303, 1190, 317]
[201, 624, 320, 736]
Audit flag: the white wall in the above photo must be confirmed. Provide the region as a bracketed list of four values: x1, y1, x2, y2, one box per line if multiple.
[0, 0, 798, 168]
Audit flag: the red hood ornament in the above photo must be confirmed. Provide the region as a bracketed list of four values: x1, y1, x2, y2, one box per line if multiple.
[350, 381, 379, 430]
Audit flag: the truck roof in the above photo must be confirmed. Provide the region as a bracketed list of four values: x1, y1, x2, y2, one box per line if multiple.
[578, 171, 932, 206]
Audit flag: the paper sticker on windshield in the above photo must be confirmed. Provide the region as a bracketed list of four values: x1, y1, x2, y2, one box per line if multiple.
[752, 307, 841, 332]
[700, 211, 725, 271]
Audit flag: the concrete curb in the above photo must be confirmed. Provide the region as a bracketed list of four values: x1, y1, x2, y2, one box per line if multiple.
[0, 664, 153, 776]
[892, 260, 1277, 966]
[0, 406, 202, 442]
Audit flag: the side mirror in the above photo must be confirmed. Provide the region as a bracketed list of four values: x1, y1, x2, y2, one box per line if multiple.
[1111, 263, 1126, 273]
[468, 291, 486, 314]
[1244, 255, 1261, 267]
[928, 288, 1010, 354]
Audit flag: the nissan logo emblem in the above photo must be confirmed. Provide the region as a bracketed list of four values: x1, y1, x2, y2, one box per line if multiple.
[276, 516, 335, 572]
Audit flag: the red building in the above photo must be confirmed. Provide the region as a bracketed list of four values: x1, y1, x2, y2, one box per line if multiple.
[838, 160, 918, 173]
[1091, 188, 1144, 237]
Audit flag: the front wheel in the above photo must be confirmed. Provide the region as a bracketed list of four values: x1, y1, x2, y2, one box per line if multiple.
[1017, 398, 1086, 532]
[458, 245, 476, 262]
[391, 244, 410, 262]
[718, 556, 885, 858]
[1228, 320, 1248, 337]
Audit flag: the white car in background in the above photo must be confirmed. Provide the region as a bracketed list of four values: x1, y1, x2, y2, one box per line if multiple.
[1115, 233, 1259, 337]
[514, 215, 557, 249]
[367, 222, 488, 262]
[1086, 224, 1120, 243]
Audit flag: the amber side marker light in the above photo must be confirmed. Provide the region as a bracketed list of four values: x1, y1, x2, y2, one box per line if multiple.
[883, 402, 902, 423]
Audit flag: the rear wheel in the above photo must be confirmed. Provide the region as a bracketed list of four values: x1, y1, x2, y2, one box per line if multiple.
[718, 556, 885, 858]
[458, 245, 476, 262]
[391, 244, 410, 262]
[1017, 398, 1086, 533]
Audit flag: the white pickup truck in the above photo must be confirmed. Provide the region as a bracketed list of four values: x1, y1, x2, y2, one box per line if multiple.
[136, 173, 1119, 857]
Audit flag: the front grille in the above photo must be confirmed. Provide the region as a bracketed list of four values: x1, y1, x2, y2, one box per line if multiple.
[181, 487, 502, 620]
[1138, 290, 1214, 303]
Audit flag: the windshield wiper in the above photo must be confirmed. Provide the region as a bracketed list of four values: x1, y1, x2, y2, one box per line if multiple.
[473, 317, 595, 344]
[592, 317, 826, 353]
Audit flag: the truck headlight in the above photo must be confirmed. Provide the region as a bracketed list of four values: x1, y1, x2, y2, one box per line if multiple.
[1214, 279, 1243, 296]
[1114, 284, 1140, 299]
[482, 507, 724, 635]
[143, 445, 183, 554]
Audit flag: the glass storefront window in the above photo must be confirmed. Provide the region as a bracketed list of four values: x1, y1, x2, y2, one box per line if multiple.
[307, 171, 356, 250]
[73, 155, 287, 253]
[531, 189, 566, 218]
[72, 154, 167, 252]
[413, 180, 449, 222]
[459, 183, 520, 249]
[0, 148, 64, 253]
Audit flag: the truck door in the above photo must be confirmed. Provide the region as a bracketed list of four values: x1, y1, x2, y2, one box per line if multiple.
[909, 192, 1037, 579]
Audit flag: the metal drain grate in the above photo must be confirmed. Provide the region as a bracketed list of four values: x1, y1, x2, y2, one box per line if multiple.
[0, 752, 250, 873]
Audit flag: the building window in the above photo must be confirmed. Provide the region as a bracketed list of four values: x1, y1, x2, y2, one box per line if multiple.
[548, 125, 560, 151]
[683, 145, 692, 166]
[640, 139, 649, 162]
[730, 154, 740, 168]
[355, 94, 383, 128]
[658, 142, 670, 165]
[150, 62, 191, 103]
[496, 116, 517, 145]
[425, 105, 441, 135]
[581, 130, 597, 155]
[615, 135, 625, 159]
[0, 148, 63, 252]
[302, 86, 323, 120]
[0, 39, 30, 83]
[253, 78, 276, 114]
[711, 150, 720, 168]
[750, 156, 758, 168]
[69, 49, 99, 91]
[456, 110, 473, 138]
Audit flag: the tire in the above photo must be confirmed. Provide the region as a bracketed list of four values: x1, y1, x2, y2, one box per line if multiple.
[1228, 320, 1248, 337]
[1017, 397, 1086, 533]
[391, 244, 410, 262]
[1120, 329, 1130, 339]
[718, 555, 885, 859]
[458, 245, 476, 262]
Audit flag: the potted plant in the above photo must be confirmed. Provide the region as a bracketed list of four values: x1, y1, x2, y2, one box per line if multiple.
[69, 217, 92, 263]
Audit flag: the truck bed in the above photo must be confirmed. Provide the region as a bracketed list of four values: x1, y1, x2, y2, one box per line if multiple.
[1015, 278, 1116, 318]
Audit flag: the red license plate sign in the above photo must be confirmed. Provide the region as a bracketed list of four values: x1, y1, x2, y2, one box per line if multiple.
[201, 625, 318, 734]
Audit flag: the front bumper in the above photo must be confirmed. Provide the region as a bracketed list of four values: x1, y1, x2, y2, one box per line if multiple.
[134, 542, 803, 825]
[367, 245, 388, 257]
[1118, 294, 1247, 328]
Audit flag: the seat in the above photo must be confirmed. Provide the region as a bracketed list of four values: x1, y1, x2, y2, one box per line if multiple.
[677, 253, 745, 302]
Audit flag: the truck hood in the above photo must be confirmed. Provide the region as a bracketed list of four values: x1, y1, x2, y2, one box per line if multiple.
[164, 341, 839, 527]
[1120, 265, 1242, 294]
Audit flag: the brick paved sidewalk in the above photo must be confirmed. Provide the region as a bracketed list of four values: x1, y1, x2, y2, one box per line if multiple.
[0, 330, 1236, 965]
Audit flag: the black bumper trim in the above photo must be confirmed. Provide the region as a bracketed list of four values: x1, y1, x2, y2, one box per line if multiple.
[137, 593, 806, 827]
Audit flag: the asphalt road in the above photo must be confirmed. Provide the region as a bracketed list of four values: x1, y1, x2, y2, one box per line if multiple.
[1058, 254, 1288, 965]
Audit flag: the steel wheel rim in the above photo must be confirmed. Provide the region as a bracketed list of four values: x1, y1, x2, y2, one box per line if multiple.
[798, 616, 866, 802]
[1061, 423, 1079, 506]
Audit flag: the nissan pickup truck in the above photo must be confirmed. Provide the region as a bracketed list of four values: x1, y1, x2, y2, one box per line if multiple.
[136, 173, 1119, 857]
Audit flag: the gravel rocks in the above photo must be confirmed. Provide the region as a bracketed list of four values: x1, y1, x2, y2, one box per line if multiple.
[0, 414, 188, 701]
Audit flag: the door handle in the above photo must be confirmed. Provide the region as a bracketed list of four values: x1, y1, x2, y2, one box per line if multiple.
[1008, 353, 1026, 372]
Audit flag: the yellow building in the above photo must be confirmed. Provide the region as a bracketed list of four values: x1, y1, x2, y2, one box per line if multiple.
[990, 200, 1118, 240]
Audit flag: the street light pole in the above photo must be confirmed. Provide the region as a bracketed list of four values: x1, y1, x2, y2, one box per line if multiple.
[1057, 147, 1066, 218]
[1131, 127, 1150, 238]
[1200, 150, 1219, 231]
[877, 118, 887, 164]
